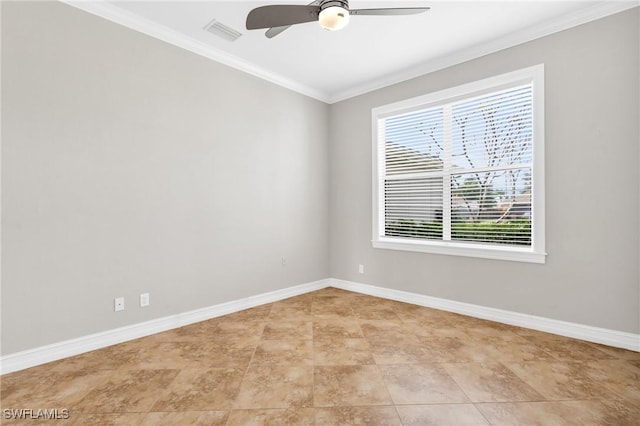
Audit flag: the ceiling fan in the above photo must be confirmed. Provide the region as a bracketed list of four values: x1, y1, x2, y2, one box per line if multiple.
[246, 0, 430, 38]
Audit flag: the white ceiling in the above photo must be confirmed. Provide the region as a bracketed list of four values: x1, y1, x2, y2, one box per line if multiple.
[65, 1, 638, 103]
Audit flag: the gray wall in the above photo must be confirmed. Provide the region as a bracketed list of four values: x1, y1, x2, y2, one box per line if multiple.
[330, 8, 639, 334]
[2, 2, 638, 357]
[1, 1, 329, 354]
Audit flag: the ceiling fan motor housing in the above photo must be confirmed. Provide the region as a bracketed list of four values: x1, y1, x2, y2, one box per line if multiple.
[319, 0, 350, 31]
[247, 0, 430, 38]
[320, 0, 349, 12]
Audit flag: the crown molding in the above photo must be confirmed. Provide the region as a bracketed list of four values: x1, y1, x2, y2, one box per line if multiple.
[61, 1, 637, 104]
[327, 1, 640, 103]
[60, 0, 330, 103]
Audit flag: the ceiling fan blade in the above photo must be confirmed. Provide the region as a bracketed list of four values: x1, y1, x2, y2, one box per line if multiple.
[246, 5, 320, 30]
[265, 25, 292, 39]
[350, 7, 430, 16]
[263, 1, 320, 38]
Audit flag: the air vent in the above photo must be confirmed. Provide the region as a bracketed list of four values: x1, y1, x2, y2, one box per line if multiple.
[203, 19, 242, 42]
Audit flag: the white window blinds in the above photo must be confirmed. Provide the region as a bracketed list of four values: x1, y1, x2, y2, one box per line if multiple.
[374, 65, 546, 263]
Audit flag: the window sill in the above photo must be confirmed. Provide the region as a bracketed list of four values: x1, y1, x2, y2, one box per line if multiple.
[372, 237, 546, 264]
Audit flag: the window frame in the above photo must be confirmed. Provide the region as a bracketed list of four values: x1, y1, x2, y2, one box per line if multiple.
[371, 64, 546, 263]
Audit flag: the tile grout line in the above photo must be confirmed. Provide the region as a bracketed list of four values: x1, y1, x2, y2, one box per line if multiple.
[4, 288, 639, 424]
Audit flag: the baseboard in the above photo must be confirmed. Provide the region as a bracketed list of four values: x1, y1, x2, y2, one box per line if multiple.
[3, 277, 637, 374]
[330, 278, 640, 352]
[0, 279, 330, 375]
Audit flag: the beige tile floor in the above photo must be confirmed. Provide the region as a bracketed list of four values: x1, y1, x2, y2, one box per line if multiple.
[1, 287, 639, 425]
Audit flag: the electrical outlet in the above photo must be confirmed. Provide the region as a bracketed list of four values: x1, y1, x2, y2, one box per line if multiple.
[358, 264, 365, 274]
[140, 293, 150, 307]
[114, 297, 124, 312]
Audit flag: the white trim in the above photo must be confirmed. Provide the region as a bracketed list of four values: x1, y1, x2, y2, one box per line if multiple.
[531, 63, 546, 256]
[2, 278, 637, 374]
[59, 0, 637, 104]
[0, 279, 329, 375]
[59, 1, 329, 103]
[372, 238, 546, 264]
[327, 1, 639, 103]
[329, 278, 640, 352]
[373, 66, 542, 117]
[372, 65, 546, 263]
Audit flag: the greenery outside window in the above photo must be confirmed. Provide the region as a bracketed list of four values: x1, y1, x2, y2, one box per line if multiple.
[372, 65, 546, 263]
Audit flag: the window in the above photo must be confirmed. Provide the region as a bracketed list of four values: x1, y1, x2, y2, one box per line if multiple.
[372, 65, 545, 263]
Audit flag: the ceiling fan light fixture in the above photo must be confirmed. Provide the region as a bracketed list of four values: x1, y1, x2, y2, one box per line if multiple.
[246, 0, 430, 38]
[319, 5, 350, 31]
